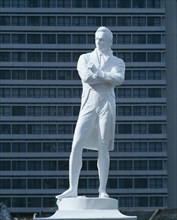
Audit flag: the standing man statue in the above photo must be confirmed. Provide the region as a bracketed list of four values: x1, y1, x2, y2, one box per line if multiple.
[56, 26, 125, 200]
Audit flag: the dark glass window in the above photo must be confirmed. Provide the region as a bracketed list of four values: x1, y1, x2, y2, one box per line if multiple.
[12, 0, 26, 7]
[57, 0, 71, 7]
[117, 0, 131, 8]
[42, 0, 56, 7]
[103, 17, 116, 26]
[12, 16, 26, 26]
[117, 17, 131, 26]
[148, 124, 162, 134]
[0, 70, 11, 79]
[0, 52, 10, 61]
[148, 52, 161, 62]
[73, 34, 86, 44]
[42, 34, 56, 44]
[147, 17, 161, 26]
[119, 161, 132, 170]
[57, 17, 71, 26]
[87, 0, 101, 8]
[27, 70, 41, 80]
[133, 17, 146, 26]
[42, 16, 56, 26]
[12, 34, 26, 43]
[148, 34, 161, 44]
[27, 34, 41, 44]
[27, 0, 40, 7]
[148, 88, 161, 98]
[134, 160, 148, 170]
[133, 0, 146, 8]
[12, 106, 26, 116]
[27, 16, 41, 26]
[0, 142, 11, 152]
[119, 179, 132, 188]
[42, 52, 56, 62]
[58, 34, 71, 44]
[0, 16, 10, 25]
[27, 52, 41, 62]
[87, 17, 101, 26]
[12, 124, 26, 134]
[118, 124, 132, 134]
[12, 70, 26, 80]
[0, 34, 10, 43]
[0, 0, 10, 7]
[72, 16, 86, 26]
[134, 178, 148, 188]
[12, 52, 26, 62]
[133, 52, 146, 62]
[12, 198, 26, 207]
[72, 0, 86, 7]
[102, 0, 116, 8]
[133, 35, 146, 44]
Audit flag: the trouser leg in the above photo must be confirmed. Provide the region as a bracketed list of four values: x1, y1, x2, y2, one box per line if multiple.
[97, 107, 111, 196]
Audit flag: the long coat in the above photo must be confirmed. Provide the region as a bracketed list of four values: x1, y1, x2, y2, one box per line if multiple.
[74, 48, 125, 151]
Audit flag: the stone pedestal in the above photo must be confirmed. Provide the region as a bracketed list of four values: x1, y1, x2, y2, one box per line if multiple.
[33, 197, 137, 220]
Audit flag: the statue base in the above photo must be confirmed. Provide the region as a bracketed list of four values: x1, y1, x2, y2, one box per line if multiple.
[33, 197, 137, 220]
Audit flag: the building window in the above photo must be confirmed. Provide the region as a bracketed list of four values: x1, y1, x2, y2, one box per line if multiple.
[149, 160, 163, 170]
[134, 142, 147, 152]
[27, 124, 41, 134]
[102, 0, 116, 8]
[12, 179, 26, 189]
[133, 34, 146, 44]
[147, 34, 161, 44]
[12, 34, 26, 44]
[58, 70, 71, 80]
[0, 106, 11, 116]
[117, 88, 131, 98]
[12, 0, 26, 7]
[0, 0, 10, 7]
[117, 17, 131, 26]
[149, 178, 163, 188]
[12, 161, 26, 171]
[0, 70, 11, 80]
[12, 124, 26, 134]
[42, 0, 56, 7]
[133, 106, 147, 116]
[147, 0, 161, 8]
[12, 88, 26, 98]
[43, 124, 57, 134]
[147, 17, 161, 26]
[28, 197, 42, 208]
[12, 197, 26, 208]
[118, 106, 131, 116]
[119, 178, 132, 188]
[148, 52, 161, 62]
[73, 34, 86, 44]
[27, 88, 41, 98]
[42, 16, 56, 26]
[150, 197, 163, 207]
[57, 17, 71, 26]
[0, 52, 10, 61]
[27, 34, 41, 44]
[58, 34, 71, 44]
[134, 160, 148, 170]
[134, 197, 148, 207]
[72, 0, 86, 8]
[27, 52, 41, 62]
[118, 142, 132, 152]
[27, 70, 41, 80]
[12, 70, 26, 80]
[27, 0, 41, 7]
[133, 88, 146, 98]
[87, 0, 101, 8]
[134, 178, 148, 188]
[119, 197, 133, 208]
[0, 34, 10, 43]
[43, 161, 57, 171]
[27, 16, 41, 26]
[42, 70, 56, 80]
[12, 52, 26, 62]
[87, 16, 101, 26]
[42, 52, 56, 62]
[42, 34, 56, 44]
[103, 17, 116, 26]
[27, 142, 42, 152]
[132, 0, 146, 8]
[149, 142, 162, 152]
[12, 106, 26, 116]
[27, 106, 41, 116]
[118, 124, 132, 134]
[119, 161, 132, 170]
[133, 124, 147, 134]
[12, 16, 26, 26]
[117, 35, 131, 44]
[0, 16, 10, 26]
[28, 179, 41, 189]
[72, 16, 86, 26]
[133, 52, 146, 62]
[0, 88, 11, 97]
[0, 179, 11, 189]
[117, 0, 131, 8]
[132, 17, 146, 26]
[57, 0, 71, 7]
[43, 142, 57, 152]
[58, 52, 71, 62]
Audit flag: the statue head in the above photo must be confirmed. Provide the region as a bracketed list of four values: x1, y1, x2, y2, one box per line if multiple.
[95, 26, 113, 52]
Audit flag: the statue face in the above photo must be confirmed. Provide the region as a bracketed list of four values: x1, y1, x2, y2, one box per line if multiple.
[95, 31, 111, 52]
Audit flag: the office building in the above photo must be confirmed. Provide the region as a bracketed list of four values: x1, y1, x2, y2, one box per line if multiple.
[0, 0, 176, 213]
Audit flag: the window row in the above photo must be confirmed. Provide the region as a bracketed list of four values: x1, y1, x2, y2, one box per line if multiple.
[0, 195, 166, 209]
[0, 0, 163, 9]
[0, 105, 166, 117]
[0, 15, 164, 27]
[0, 159, 166, 171]
[0, 69, 165, 80]
[0, 141, 166, 153]
[0, 69, 80, 80]
[0, 87, 166, 98]
[0, 105, 80, 116]
[0, 177, 167, 190]
[0, 123, 166, 135]
[0, 33, 165, 45]
[0, 196, 55, 208]
[0, 51, 165, 63]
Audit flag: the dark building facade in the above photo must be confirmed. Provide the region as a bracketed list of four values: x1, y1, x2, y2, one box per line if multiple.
[0, 0, 176, 213]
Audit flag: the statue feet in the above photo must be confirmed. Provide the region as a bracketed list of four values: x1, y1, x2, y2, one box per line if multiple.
[55, 188, 78, 200]
[99, 191, 109, 198]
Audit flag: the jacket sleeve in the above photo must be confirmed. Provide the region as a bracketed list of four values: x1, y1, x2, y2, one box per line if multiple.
[77, 54, 105, 85]
[96, 59, 125, 86]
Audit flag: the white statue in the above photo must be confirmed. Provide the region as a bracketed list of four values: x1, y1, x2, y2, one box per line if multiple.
[56, 26, 125, 200]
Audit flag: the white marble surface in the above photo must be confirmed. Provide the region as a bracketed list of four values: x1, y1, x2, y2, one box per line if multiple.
[33, 197, 137, 220]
